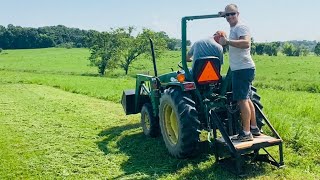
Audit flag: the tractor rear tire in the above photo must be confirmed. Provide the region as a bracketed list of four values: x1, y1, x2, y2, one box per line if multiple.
[141, 103, 160, 137]
[251, 86, 264, 129]
[159, 88, 200, 158]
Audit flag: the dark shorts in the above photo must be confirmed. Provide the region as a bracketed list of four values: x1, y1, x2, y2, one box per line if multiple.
[232, 68, 255, 101]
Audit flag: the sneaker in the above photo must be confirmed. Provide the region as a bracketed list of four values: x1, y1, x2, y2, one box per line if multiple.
[231, 132, 253, 142]
[250, 127, 261, 136]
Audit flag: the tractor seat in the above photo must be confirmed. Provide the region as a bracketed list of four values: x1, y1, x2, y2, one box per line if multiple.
[192, 56, 221, 86]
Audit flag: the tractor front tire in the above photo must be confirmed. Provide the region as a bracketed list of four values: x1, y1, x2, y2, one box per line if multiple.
[159, 88, 200, 158]
[141, 103, 160, 137]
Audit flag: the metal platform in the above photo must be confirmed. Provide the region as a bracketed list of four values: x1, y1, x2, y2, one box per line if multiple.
[216, 134, 282, 150]
[210, 105, 284, 176]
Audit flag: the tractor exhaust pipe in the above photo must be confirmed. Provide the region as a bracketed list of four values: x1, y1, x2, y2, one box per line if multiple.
[149, 38, 158, 77]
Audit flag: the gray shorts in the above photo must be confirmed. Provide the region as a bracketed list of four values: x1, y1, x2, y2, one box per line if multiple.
[232, 68, 255, 101]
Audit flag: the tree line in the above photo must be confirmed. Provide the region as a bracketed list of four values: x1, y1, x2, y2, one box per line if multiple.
[0, 24, 97, 49]
[251, 39, 320, 56]
[0, 24, 189, 51]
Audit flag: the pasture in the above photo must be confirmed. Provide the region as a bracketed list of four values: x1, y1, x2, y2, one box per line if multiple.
[0, 48, 319, 179]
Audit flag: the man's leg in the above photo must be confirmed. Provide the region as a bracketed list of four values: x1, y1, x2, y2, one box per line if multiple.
[231, 69, 256, 141]
[248, 99, 261, 136]
[238, 99, 251, 132]
[248, 99, 257, 126]
[232, 99, 253, 141]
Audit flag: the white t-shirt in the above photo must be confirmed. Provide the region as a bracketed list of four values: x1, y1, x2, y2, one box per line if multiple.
[229, 22, 255, 71]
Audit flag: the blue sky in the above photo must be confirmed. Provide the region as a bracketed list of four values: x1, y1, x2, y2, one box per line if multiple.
[1, 0, 319, 43]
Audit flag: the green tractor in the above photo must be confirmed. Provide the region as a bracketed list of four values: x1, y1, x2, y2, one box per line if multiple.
[121, 13, 284, 174]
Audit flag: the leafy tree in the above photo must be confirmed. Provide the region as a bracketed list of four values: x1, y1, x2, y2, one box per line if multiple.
[264, 43, 278, 56]
[0, 30, 14, 49]
[271, 41, 280, 56]
[88, 27, 167, 75]
[88, 31, 122, 75]
[255, 43, 265, 55]
[85, 30, 100, 48]
[117, 27, 139, 75]
[118, 28, 167, 74]
[282, 42, 295, 56]
[167, 38, 180, 50]
[157, 31, 170, 42]
[297, 45, 309, 56]
[37, 34, 55, 48]
[264, 44, 272, 56]
[292, 48, 301, 56]
[301, 48, 309, 56]
[254, 42, 279, 56]
[166, 38, 190, 50]
[314, 42, 320, 56]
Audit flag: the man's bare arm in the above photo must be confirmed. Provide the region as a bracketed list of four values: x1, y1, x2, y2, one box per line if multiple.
[220, 35, 251, 49]
[228, 36, 251, 49]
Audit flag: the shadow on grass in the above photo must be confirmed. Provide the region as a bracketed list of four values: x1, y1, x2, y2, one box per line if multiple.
[97, 124, 268, 179]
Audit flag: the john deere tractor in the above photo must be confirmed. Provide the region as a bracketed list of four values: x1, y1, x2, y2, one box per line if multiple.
[121, 13, 284, 174]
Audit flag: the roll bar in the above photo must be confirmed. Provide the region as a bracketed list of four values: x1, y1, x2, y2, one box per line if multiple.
[181, 14, 223, 80]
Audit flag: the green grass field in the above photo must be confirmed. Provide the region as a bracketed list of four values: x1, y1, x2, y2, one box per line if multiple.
[0, 48, 319, 179]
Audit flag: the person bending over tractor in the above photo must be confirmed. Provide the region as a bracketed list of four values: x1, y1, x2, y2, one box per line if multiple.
[186, 31, 224, 69]
[219, 4, 261, 142]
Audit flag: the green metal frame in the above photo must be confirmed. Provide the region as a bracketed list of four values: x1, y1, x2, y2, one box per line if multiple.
[181, 14, 231, 105]
[135, 74, 160, 116]
[135, 71, 196, 117]
[181, 14, 221, 84]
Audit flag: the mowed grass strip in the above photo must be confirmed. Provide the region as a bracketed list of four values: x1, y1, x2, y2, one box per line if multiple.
[0, 83, 235, 179]
[0, 70, 135, 103]
[0, 84, 139, 179]
[0, 84, 319, 179]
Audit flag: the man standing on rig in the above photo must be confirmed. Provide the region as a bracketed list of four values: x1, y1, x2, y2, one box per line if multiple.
[219, 4, 261, 142]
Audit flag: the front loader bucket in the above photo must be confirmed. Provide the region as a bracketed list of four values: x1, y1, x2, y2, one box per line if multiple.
[121, 89, 136, 115]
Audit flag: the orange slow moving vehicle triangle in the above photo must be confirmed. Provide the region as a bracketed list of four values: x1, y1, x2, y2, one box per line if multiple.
[197, 61, 219, 83]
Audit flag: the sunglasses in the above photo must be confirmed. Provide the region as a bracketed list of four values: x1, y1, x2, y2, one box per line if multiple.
[225, 12, 237, 17]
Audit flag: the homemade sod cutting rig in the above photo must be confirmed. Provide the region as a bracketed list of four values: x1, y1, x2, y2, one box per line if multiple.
[121, 13, 284, 174]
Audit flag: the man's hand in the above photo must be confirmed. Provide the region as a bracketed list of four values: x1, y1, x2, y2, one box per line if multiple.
[219, 36, 228, 46]
[218, 11, 226, 17]
[186, 54, 193, 62]
[186, 57, 193, 62]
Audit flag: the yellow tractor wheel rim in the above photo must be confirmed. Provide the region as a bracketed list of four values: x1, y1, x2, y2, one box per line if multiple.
[163, 104, 179, 145]
[143, 113, 150, 130]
